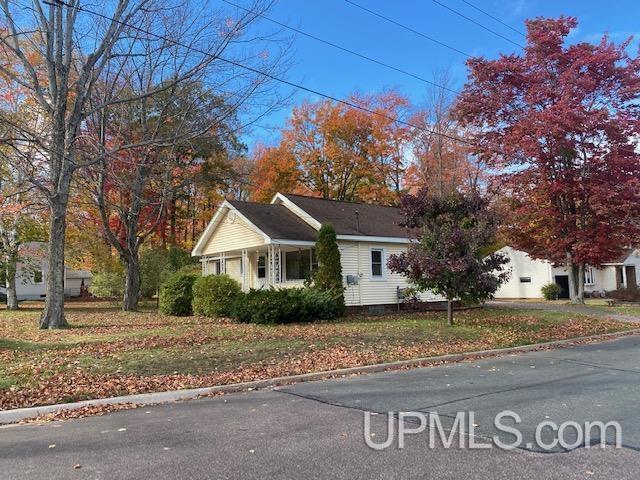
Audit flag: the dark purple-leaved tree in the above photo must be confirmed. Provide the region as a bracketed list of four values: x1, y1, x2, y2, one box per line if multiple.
[388, 188, 510, 325]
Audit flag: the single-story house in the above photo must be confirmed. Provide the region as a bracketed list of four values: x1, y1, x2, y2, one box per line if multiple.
[494, 246, 640, 299]
[191, 193, 444, 309]
[0, 242, 92, 301]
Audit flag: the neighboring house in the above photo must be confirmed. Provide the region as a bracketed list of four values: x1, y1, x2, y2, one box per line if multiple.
[191, 193, 444, 309]
[494, 246, 640, 299]
[0, 242, 92, 301]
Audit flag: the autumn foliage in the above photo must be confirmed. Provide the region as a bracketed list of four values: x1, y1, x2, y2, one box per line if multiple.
[457, 16, 640, 303]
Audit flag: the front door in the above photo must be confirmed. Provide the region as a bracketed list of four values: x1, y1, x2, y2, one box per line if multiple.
[625, 266, 637, 289]
[256, 253, 268, 289]
[554, 275, 570, 299]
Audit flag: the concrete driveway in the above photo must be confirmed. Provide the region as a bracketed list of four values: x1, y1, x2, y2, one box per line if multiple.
[2, 334, 640, 479]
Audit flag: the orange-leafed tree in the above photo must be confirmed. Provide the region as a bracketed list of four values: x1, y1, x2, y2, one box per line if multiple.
[249, 144, 301, 202]
[251, 90, 418, 204]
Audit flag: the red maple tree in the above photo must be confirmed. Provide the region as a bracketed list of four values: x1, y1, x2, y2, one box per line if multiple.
[457, 16, 640, 303]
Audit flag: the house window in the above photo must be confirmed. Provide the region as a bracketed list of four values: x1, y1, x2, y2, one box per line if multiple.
[257, 255, 266, 279]
[33, 270, 43, 284]
[285, 249, 316, 280]
[519, 277, 532, 283]
[584, 266, 595, 285]
[371, 249, 384, 278]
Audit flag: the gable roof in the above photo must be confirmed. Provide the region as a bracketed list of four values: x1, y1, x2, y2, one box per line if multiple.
[191, 199, 318, 256]
[275, 193, 410, 238]
[227, 200, 317, 242]
[602, 248, 638, 265]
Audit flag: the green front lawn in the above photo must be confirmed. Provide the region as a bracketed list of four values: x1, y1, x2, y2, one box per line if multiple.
[0, 301, 633, 410]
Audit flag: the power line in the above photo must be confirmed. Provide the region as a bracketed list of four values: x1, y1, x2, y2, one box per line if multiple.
[431, 0, 525, 48]
[221, 0, 459, 94]
[458, 0, 526, 37]
[38, 0, 482, 152]
[345, 0, 638, 158]
[343, 0, 473, 58]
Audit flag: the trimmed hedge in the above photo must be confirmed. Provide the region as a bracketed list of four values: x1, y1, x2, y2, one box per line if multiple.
[232, 287, 343, 324]
[159, 271, 198, 316]
[541, 282, 562, 301]
[192, 275, 242, 317]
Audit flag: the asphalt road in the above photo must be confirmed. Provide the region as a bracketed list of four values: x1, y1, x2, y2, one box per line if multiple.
[2, 335, 640, 479]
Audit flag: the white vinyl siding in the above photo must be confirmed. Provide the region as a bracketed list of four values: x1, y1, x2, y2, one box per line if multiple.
[225, 258, 242, 283]
[338, 240, 443, 306]
[201, 210, 266, 255]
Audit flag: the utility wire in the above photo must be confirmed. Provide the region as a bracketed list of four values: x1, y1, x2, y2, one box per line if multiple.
[39, 0, 482, 151]
[351, 0, 638, 157]
[431, 0, 525, 48]
[459, 0, 526, 37]
[343, 0, 473, 58]
[221, 0, 459, 94]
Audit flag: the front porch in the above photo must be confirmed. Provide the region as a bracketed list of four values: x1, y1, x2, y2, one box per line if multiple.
[200, 243, 317, 292]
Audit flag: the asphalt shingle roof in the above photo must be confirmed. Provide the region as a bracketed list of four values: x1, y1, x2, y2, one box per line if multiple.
[227, 200, 317, 241]
[282, 194, 409, 237]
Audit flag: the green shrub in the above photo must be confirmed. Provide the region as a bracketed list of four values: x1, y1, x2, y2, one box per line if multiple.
[89, 272, 124, 300]
[140, 246, 199, 299]
[300, 288, 345, 320]
[231, 287, 343, 324]
[192, 275, 242, 317]
[164, 246, 197, 274]
[541, 283, 562, 301]
[140, 247, 169, 298]
[312, 224, 345, 313]
[159, 271, 197, 316]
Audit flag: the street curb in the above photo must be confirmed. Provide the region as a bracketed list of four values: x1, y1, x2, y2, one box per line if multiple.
[2, 328, 639, 425]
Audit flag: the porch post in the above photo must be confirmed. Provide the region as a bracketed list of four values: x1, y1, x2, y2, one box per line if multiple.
[241, 249, 248, 292]
[268, 245, 282, 285]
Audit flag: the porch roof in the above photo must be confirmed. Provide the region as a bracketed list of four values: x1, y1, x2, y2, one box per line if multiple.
[227, 200, 318, 242]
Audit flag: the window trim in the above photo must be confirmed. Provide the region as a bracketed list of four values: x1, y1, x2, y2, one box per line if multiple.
[584, 266, 596, 286]
[257, 254, 267, 279]
[283, 249, 316, 282]
[370, 247, 386, 280]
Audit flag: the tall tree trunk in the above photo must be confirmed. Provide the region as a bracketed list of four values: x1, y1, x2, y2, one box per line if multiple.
[566, 257, 585, 305]
[39, 201, 69, 329]
[447, 299, 454, 326]
[123, 255, 141, 312]
[5, 252, 18, 311]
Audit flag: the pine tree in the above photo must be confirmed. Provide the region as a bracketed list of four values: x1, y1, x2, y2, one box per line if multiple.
[313, 224, 345, 313]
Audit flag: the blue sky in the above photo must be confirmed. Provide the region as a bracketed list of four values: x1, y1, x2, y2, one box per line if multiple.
[237, 0, 640, 148]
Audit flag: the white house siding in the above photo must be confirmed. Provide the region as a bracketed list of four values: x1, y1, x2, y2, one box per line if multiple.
[596, 267, 619, 291]
[225, 257, 243, 284]
[494, 247, 552, 299]
[338, 240, 443, 307]
[201, 210, 266, 256]
[8, 260, 48, 300]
